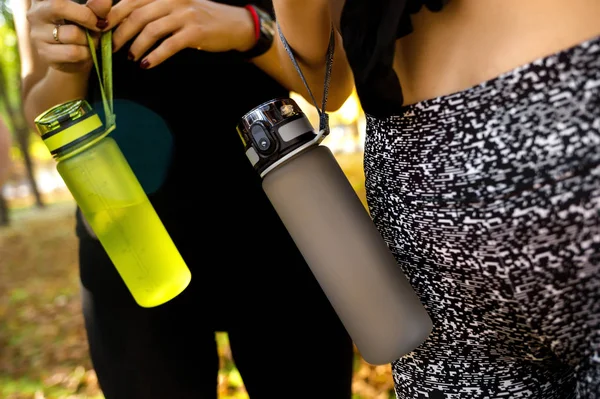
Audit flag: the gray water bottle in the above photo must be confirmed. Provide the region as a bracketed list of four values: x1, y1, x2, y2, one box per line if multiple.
[236, 98, 433, 365]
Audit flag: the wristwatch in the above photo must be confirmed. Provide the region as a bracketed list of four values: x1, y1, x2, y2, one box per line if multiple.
[241, 4, 276, 59]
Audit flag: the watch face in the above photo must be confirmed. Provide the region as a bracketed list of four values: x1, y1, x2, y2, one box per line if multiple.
[255, 7, 276, 39]
[261, 19, 276, 38]
[242, 5, 275, 58]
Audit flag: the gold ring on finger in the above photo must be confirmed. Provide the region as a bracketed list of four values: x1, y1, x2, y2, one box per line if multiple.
[52, 24, 62, 43]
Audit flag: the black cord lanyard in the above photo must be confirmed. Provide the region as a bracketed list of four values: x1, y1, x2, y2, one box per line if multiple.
[276, 22, 336, 135]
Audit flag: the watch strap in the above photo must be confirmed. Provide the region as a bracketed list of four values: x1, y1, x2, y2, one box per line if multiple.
[241, 4, 275, 59]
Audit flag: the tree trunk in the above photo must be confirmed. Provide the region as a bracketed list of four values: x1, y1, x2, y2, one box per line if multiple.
[14, 125, 44, 208]
[0, 62, 44, 209]
[0, 189, 9, 227]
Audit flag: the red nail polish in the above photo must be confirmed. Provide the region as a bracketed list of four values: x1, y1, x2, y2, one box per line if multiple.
[96, 19, 108, 30]
[128, 51, 134, 61]
[140, 59, 150, 69]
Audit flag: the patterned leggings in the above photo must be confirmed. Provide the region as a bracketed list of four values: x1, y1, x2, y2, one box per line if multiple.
[365, 35, 600, 398]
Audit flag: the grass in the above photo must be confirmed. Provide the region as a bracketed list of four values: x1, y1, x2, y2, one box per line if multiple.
[0, 152, 395, 399]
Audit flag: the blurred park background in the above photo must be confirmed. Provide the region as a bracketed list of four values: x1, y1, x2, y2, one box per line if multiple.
[0, 0, 396, 397]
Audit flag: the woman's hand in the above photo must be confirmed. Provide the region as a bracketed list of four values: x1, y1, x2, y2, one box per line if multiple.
[27, 0, 111, 73]
[105, 0, 256, 69]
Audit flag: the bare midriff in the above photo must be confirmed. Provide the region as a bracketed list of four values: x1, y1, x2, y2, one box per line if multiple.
[394, 0, 600, 106]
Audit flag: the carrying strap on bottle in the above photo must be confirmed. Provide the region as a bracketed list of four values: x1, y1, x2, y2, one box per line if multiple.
[85, 29, 116, 133]
[83, 24, 333, 137]
[276, 22, 335, 138]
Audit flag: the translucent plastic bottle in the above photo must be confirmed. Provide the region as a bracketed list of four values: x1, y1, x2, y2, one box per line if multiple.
[237, 98, 432, 365]
[35, 99, 191, 308]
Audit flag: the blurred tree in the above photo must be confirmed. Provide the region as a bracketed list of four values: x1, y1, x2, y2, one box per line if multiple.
[0, 191, 7, 225]
[0, 117, 8, 226]
[0, 0, 45, 211]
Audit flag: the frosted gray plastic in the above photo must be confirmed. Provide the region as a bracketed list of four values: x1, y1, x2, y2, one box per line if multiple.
[262, 145, 433, 365]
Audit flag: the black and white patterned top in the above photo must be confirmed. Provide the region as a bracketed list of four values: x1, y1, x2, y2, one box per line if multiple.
[364, 35, 600, 398]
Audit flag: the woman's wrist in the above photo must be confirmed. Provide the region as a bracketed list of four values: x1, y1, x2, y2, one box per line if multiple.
[24, 67, 91, 128]
[232, 5, 257, 53]
[46, 67, 92, 99]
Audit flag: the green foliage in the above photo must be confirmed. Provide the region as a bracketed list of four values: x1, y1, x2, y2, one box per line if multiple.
[0, 0, 24, 133]
[0, 0, 13, 26]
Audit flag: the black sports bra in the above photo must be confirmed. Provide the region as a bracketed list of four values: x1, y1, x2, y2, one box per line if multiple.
[339, 0, 448, 117]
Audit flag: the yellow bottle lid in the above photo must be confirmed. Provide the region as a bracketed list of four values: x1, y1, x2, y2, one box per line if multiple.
[34, 99, 104, 156]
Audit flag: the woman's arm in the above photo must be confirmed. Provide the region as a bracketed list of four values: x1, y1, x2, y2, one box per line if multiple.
[14, 0, 79, 127]
[13, 0, 108, 128]
[103, 0, 354, 112]
[22, 68, 91, 130]
[253, 0, 354, 111]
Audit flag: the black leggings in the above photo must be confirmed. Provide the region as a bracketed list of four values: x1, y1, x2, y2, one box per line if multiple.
[78, 233, 354, 399]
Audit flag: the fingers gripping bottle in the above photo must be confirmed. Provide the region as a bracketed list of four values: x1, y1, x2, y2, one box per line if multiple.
[35, 100, 191, 308]
[236, 98, 433, 365]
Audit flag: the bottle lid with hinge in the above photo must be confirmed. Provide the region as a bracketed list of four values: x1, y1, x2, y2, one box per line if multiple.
[236, 97, 319, 177]
[34, 99, 105, 157]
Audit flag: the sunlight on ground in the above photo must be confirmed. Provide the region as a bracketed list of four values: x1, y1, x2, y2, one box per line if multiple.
[0, 153, 395, 399]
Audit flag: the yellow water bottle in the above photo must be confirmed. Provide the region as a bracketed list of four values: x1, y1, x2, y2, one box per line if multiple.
[34, 99, 191, 308]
